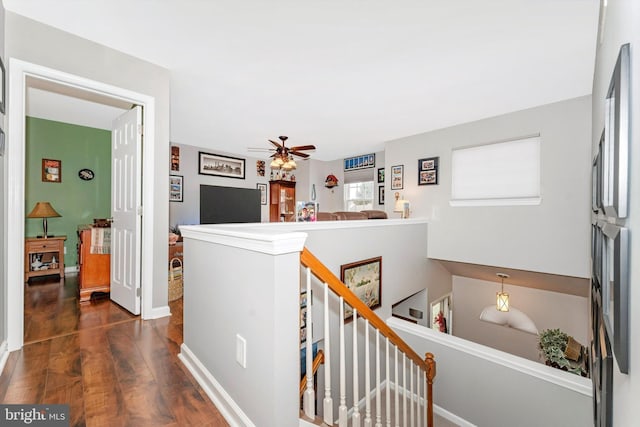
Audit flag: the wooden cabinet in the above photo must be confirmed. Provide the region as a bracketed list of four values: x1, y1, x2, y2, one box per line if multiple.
[77, 226, 110, 302]
[269, 180, 296, 222]
[24, 236, 66, 282]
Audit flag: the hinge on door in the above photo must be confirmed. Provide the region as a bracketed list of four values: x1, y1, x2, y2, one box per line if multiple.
[136, 288, 141, 297]
[137, 206, 143, 216]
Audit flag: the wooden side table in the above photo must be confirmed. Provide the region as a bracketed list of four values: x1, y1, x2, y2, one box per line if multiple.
[25, 235, 66, 282]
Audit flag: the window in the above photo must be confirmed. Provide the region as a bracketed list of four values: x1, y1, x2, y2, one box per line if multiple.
[451, 135, 541, 206]
[344, 181, 374, 211]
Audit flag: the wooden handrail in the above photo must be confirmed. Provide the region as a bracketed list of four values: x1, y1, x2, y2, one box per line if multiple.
[300, 248, 428, 373]
[300, 349, 325, 399]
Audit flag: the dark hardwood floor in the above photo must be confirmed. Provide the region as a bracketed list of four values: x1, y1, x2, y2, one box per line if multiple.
[0, 275, 229, 427]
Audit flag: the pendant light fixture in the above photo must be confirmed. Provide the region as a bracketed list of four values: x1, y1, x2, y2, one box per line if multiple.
[496, 272, 509, 312]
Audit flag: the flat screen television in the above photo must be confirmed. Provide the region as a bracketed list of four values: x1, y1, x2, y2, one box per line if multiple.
[200, 185, 261, 224]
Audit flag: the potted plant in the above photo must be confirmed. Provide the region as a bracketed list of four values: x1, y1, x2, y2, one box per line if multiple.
[538, 328, 587, 377]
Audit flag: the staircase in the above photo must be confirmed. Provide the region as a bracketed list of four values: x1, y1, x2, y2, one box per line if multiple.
[299, 248, 436, 427]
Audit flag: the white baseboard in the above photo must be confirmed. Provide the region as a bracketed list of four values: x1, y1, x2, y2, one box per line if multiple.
[178, 343, 255, 427]
[0, 340, 9, 377]
[434, 403, 476, 427]
[144, 305, 171, 320]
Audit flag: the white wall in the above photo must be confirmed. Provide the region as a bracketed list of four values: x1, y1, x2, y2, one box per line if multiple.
[385, 96, 592, 278]
[5, 12, 171, 310]
[452, 276, 589, 362]
[309, 158, 344, 212]
[591, 0, 640, 423]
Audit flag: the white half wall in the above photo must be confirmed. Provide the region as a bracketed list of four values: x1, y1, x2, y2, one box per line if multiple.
[384, 96, 592, 278]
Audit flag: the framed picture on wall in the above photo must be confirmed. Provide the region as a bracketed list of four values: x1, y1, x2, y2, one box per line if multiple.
[377, 168, 385, 183]
[0, 55, 5, 114]
[601, 43, 630, 219]
[42, 159, 62, 183]
[198, 151, 246, 179]
[169, 175, 183, 202]
[390, 165, 403, 190]
[418, 157, 439, 185]
[340, 256, 382, 321]
[378, 186, 384, 205]
[257, 183, 267, 205]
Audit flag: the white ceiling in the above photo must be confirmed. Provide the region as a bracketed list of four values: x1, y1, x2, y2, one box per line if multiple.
[5, 0, 600, 161]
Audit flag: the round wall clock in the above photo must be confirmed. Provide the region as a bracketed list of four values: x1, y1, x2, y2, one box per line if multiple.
[78, 169, 95, 181]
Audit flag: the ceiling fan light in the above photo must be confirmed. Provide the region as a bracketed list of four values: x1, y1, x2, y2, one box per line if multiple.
[288, 157, 297, 168]
[270, 159, 281, 169]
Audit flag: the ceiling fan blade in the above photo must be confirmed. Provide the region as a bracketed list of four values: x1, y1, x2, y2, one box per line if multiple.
[247, 147, 274, 152]
[289, 145, 316, 151]
[268, 139, 283, 149]
[290, 151, 310, 158]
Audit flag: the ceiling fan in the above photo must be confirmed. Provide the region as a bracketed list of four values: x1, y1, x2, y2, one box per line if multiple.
[248, 136, 316, 170]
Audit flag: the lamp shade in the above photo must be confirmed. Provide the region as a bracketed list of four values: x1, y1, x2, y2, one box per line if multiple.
[496, 291, 509, 312]
[27, 202, 61, 218]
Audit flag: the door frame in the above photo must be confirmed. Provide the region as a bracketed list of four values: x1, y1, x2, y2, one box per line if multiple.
[6, 59, 157, 350]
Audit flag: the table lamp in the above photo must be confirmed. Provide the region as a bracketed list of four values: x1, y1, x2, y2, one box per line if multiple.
[27, 202, 61, 238]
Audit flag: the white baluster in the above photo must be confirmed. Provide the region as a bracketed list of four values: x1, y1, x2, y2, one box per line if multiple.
[385, 337, 391, 427]
[410, 363, 414, 427]
[423, 371, 428, 427]
[338, 297, 348, 427]
[352, 309, 361, 427]
[394, 346, 399, 427]
[323, 283, 333, 425]
[375, 330, 382, 427]
[402, 354, 407, 427]
[415, 366, 420, 427]
[303, 267, 315, 418]
[364, 320, 372, 427]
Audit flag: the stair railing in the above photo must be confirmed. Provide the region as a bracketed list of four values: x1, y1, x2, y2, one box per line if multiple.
[300, 247, 436, 427]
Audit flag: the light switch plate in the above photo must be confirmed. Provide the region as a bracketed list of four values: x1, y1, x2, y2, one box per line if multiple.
[236, 334, 247, 368]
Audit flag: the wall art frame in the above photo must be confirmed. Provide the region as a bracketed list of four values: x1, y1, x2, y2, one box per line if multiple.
[169, 175, 184, 202]
[378, 185, 384, 205]
[591, 288, 613, 427]
[340, 256, 382, 321]
[390, 165, 404, 190]
[344, 153, 375, 171]
[418, 156, 439, 185]
[377, 168, 385, 183]
[602, 43, 630, 219]
[0, 55, 5, 114]
[0, 127, 5, 157]
[42, 158, 62, 183]
[198, 151, 246, 179]
[600, 222, 629, 374]
[171, 145, 180, 171]
[256, 183, 267, 205]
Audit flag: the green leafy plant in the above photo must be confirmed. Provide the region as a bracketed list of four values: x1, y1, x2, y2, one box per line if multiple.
[538, 328, 586, 376]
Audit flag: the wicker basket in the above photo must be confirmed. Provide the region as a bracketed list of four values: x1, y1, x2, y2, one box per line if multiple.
[168, 257, 183, 301]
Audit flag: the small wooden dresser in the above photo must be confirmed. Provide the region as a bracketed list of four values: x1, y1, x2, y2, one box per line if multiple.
[77, 225, 111, 302]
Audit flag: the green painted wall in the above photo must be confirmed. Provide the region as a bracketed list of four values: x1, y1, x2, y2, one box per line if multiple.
[25, 117, 111, 268]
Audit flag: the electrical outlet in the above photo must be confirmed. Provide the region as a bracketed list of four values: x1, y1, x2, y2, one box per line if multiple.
[236, 334, 247, 368]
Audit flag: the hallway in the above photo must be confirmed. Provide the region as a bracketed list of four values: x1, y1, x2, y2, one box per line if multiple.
[0, 275, 229, 426]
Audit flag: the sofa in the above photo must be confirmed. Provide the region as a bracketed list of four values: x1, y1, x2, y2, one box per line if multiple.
[316, 210, 388, 221]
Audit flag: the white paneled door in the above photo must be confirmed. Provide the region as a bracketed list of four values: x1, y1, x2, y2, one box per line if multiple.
[110, 105, 142, 314]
